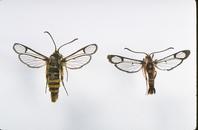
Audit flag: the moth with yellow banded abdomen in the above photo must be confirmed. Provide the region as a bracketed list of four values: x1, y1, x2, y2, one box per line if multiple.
[13, 31, 98, 102]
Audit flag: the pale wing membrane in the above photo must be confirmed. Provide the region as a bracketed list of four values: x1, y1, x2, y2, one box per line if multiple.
[154, 50, 190, 71]
[13, 43, 27, 54]
[13, 43, 48, 68]
[13, 43, 48, 59]
[19, 54, 46, 68]
[63, 44, 97, 69]
[66, 55, 91, 69]
[107, 55, 143, 73]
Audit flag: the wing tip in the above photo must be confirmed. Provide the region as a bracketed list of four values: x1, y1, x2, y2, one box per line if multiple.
[85, 44, 98, 54]
[180, 50, 190, 59]
[13, 43, 25, 54]
[184, 50, 190, 58]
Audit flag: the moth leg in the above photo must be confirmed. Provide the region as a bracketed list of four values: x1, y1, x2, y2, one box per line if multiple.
[45, 81, 48, 94]
[45, 67, 48, 94]
[145, 74, 149, 94]
[142, 68, 148, 85]
[61, 79, 69, 96]
[65, 67, 69, 82]
[154, 70, 157, 79]
[61, 67, 69, 96]
[142, 68, 149, 94]
[142, 65, 147, 80]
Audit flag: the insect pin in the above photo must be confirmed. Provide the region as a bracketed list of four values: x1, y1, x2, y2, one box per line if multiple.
[13, 31, 98, 102]
[107, 47, 190, 94]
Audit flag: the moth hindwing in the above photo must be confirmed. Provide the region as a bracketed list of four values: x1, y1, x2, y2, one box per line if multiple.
[107, 47, 190, 94]
[13, 31, 98, 102]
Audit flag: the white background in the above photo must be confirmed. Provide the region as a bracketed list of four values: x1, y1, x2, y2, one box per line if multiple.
[0, 0, 196, 130]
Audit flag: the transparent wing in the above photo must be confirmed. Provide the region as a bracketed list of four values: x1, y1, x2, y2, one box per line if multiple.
[62, 44, 97, 69]
[107, 55, 144, 73]
[13, 43, 48, 68]
[19, 54, 46, 68]
[154, 50, 190, 71]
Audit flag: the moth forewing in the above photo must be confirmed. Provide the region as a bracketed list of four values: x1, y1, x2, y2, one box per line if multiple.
[107, 55, 143, 73]
[13, 43, 48, 59]
[63, 44, 98, 61]
[62, 44, 98, 69]
[154, 50, 190, 71]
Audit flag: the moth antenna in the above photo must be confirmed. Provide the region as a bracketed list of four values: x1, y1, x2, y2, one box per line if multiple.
[150, 47, 174, 56]
[58, 38, 78, 51]
[44, 31, 57, 51]
[124, 48, 148, 55]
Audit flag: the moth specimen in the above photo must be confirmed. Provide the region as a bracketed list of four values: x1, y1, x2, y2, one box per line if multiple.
[13, 31, 97, 102]
[107, 47, 190, 94]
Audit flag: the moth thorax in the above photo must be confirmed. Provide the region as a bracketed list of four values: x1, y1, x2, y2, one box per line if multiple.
[49, 52, 63, 65]
[143, 55, 151, 64]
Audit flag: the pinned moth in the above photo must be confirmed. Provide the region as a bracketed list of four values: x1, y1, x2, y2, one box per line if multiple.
[13, 31, 97, 102]
[107, 47, 190, 94]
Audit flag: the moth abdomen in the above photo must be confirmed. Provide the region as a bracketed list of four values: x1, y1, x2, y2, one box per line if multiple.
[47, 63, 61, 102]
[148, 78, 156, 94]
[148, 87, 156, 94]
[48, 79, 60, 102]
[50, 92, 59, 102]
